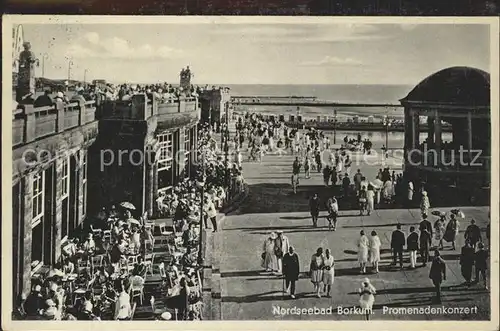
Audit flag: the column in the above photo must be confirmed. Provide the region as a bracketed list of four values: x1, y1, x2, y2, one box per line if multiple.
[145, 146, 155, 218]
[21, 173, 34, 297]
[53, 158, 63, 263]
[427, 115, 435, 145]
[410, 110, 416, 149]
[77, 149, 85, 227]
[434, 110, 442, 165]
[179, 128, 186, 178]
[467, 112, 473, 159]
[152, 162, 159, 217]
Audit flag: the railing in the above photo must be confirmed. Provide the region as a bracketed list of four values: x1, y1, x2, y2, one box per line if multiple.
[100, 94, 198, 121]
[12, 100, 97, 147]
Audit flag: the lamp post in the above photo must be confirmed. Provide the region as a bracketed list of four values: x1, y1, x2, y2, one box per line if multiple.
[41, 53, 48, 78]
[384, 117, 391, 157]
[333, 109, 338, 144]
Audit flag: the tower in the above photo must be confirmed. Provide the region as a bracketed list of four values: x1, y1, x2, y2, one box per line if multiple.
[180, 66, 193, 91]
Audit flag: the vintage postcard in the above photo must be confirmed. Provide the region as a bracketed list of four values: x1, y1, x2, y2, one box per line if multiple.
[2, 15, 499, 331]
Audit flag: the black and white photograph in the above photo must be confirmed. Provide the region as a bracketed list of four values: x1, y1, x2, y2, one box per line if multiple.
[2, 16, 499, 329]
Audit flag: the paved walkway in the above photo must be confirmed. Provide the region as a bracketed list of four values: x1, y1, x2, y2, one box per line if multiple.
[218, 151, 490, 320]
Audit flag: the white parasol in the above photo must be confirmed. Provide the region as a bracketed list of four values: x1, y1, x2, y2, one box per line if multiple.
[120, 201, 136, 210]
[370, 179, 383, 189]
[128, 218, 141, 226]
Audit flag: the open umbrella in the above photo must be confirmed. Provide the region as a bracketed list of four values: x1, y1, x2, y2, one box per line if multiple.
[449, 209, 465, 218]
[370, 179, 383, 189]
[431, 210, 445, 217]
[128, 218, 141, 226]
[120, 201, 136, 210]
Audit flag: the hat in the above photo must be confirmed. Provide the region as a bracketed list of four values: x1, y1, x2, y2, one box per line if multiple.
[56, 91, 64, 98]
[49, 283, 58, 292]
[34, 285, 42, 292]
[362, 278, 370, 285]
[270, 232, 278, 239]
[276, 230, 283, 234]
[45, 299, 56, 307]
[422, 191, 427, 196]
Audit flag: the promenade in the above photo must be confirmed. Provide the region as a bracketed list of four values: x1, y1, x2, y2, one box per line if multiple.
[218, 149, 490, 320]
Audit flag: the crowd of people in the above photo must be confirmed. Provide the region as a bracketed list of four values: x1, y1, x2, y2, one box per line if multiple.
[16, 120, 247, 321]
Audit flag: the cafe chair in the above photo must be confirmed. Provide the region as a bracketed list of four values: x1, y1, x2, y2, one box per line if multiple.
[144, 238, 155, 253]
[158, 223, 173, 245]
[90, 225, 103, 238]
[144, 253, 155, 276]
[102, 230, 112, 242]
[91, 255, 104, 273]
[129, 275, 145, 305]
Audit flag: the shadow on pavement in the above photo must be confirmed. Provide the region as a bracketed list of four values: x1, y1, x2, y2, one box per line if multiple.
[221, 270, 268, 278]
[221, 290, 286, 303]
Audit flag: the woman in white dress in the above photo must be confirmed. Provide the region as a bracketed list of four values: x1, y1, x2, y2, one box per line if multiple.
[358, 278, 376, 320]
[366, 185, 375, 216]
[357, 230, 370, 274]
[309, 247, 325, 298]
[322, 249, 335, 297]
[262, 233, 278, 272]
[434, 215, 446, 250]
[368, 231, 381, 273]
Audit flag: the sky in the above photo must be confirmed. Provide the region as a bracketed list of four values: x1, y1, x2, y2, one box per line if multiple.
[15, 22, 491, 85]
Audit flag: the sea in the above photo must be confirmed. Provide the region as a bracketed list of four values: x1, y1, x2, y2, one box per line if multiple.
[226, 84, 452, 151]
[226, 83, 414, 121]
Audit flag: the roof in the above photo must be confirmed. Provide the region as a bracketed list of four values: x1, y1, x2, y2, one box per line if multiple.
[400, 66, 490, 107]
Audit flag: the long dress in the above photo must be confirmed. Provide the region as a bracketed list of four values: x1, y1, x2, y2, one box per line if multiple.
[357, 235, 369, 263]
[443, 219, 459, 242]
[366, 190, 375, 212]
[359, 284, 376, 309]
[322, 255, 335, 285]
[310, 254, 324, 284]
[262, 239, 277, 271]
[420, 196, 430, 215]
[368, 235, 381, 263]
[434, 220, 445, 241]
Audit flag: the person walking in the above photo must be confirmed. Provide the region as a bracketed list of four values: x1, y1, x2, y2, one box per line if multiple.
[390, 224, 405, 269]
[407, 226, 419, 269]
[262, 233, 278, 273]
[407, 180, 414, 207]
[368, 231, 381, 273]
[358, 186, 368, 216]
[358, 278, 376, 321]
[420, 191, 431, 217]
[434, 215, 446, 250]
[342, 173, 351, 197]
[354, 169, 363, 193]
[464, 219, 482, 249]
[309, 194, 321, 228]
[357, 230, 369, 274]
[309, 247, 325, 298]
[326, 196, 339, 231]
[443, 213, 460, 250]
[322, 248, 335, 297]
[419, 214, 433, 238]
[419, 228, 432, 266]
[366, 185, 375, 216]
[275, 230, 290, 275]
[304, 158, 311, 179]
[282, 246, 300, 299]
[459, 241, 475, 286]
[474, 242, 488, 290]
[323, 165, 331, 187]
[429, 250, 446, 303]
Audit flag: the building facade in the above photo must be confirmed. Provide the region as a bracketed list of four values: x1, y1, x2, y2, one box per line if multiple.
[87, 93, 199, 219]
[199, 87, 231, 129]
[12, 98, 99, 304]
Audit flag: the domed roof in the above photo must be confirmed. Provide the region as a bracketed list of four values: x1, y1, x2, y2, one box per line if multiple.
[401, 66, 490, 107]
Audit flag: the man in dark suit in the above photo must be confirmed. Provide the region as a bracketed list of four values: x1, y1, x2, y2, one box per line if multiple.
[407, 226, 419, 269]
[419, 228, 432, 266]
[419, 214, 433, 239]
[282, 246, 300, 299]
[429, 250, 446, 303]
[391, 224, 406, 269]
[474, 242, 489, 290]
[465, 219, 482, 249]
